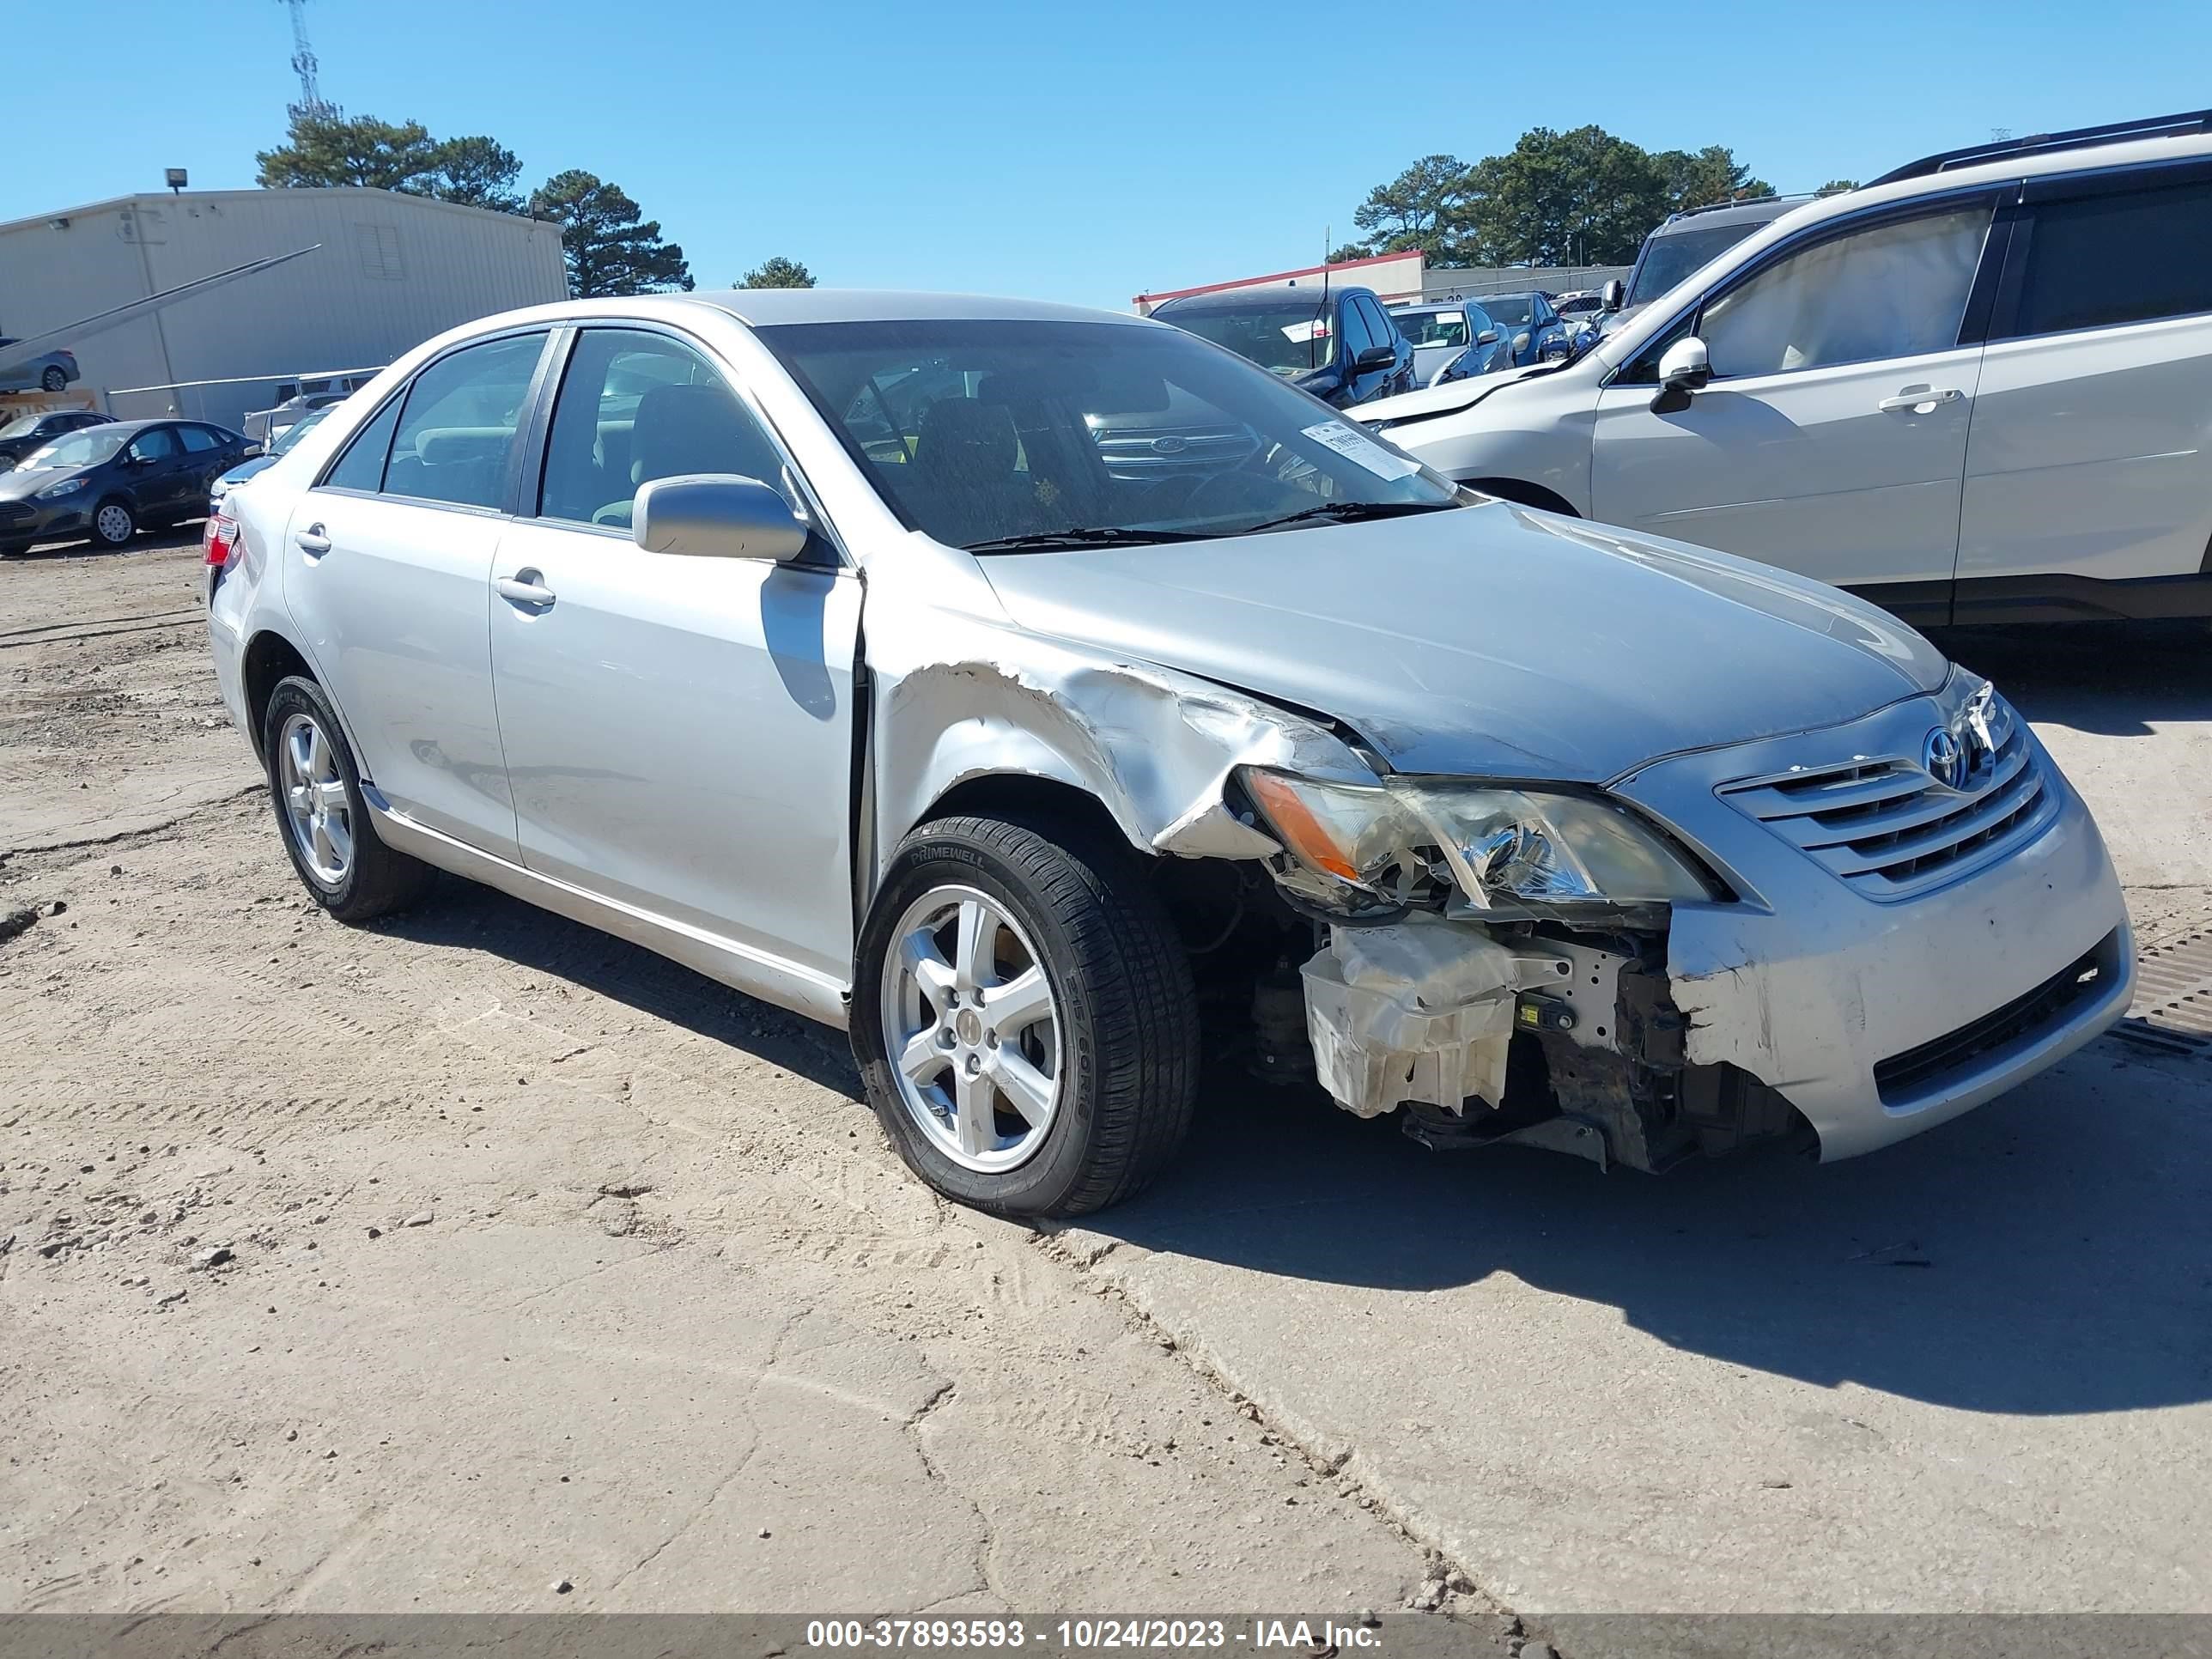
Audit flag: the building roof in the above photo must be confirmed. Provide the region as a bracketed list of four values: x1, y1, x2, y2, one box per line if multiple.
[0, 185, 557, 240]
[1133, 248, 1419, 308]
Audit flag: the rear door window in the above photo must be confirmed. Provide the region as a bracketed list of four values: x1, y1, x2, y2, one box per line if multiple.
[2008, 176, 2212, 337]
[381, 332, 547, 510]
[178, 425, 222, 453]
[323, 398, 403, 493]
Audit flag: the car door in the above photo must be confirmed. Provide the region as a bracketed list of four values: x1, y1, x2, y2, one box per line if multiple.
[488, 323, 863, 983]
[1590, 195, 1999, 592]
[175, 424, 233, 511]
[1334, 298, 1377, 406]
[1958, 161, 2212, 602]
[282, 327, 553, 861]
[120, 425, 191, 519]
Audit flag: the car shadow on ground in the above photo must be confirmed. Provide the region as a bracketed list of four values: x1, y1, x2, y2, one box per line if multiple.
[374, 875, 866, 1103]
[1085, 1039, 2212, 1418]
[1936, 618, 2212, 737]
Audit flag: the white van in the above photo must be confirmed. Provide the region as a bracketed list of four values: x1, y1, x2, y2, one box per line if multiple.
[1354, 112, 2212, 625]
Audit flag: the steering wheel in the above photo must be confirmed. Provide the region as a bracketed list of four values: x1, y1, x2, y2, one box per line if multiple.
[1142, 441, 1288, 520]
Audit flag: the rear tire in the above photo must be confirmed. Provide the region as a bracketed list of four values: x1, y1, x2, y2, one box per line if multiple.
[40, 367, 66, 392]
[261, 676, 435, 923]
[852, 813, 1200, 1218]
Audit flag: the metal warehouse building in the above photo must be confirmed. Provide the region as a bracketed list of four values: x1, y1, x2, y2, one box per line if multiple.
[0, 186, 568, 430]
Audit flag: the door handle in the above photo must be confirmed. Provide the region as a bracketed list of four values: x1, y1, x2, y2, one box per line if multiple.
[494, 571, 556, 608]
[294, 523, 331, 556]
[1878, 387, 1963, 413]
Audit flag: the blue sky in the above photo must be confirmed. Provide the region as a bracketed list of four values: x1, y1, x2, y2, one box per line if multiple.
[6, 0, 2209, 311]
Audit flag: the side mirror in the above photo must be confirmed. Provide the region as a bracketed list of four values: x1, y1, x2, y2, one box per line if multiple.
[1657, 337, 1712, 392]
[633, 473, 810, 563]
[241, 442, 264, 460]
[1601, 278, 1626, 312]
[1352, 344, 1398, 373]
[1475, 329, 1500, 346]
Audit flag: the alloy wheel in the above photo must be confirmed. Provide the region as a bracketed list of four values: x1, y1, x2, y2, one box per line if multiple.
[878, 884, 1062, 1173]
[277, 711, 353, 884]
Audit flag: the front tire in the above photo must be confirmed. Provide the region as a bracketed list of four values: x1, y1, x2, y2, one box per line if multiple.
[261, 676, 435, 922]
[90, 498, 137, 548]
[853, 813, 1200, 1218]
[40, 367, 66, 392]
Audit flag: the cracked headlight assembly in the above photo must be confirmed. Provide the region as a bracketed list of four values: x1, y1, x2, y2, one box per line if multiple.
[1243, 769, 1712, 912]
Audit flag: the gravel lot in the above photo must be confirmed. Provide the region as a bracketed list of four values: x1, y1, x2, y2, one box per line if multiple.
[3, 532, 2209, 1626]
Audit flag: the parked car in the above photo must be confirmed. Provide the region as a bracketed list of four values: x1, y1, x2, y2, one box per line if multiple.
[0, 418, 252, 555]
[207, 289, 2130, 1219]
[210, 405, 329, 511]
[1149, 283, 1414, 407]
[0, 407, 112, 471]
[1353, 112, 2212, 625]
[1466, 291, 1571, 365]
[1597, 196, 1805, 337]
[1553, 289, 1606, 320]
[1389, 301, 1516, 386]
[0, 340, 80, 394]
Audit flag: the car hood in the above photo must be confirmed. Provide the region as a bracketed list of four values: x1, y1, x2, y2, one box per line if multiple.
[0, 464, 77, 502]
[1349, 362, 1552, 427]
[975, 503, 1948, 782]
[216, 455, 276, 489]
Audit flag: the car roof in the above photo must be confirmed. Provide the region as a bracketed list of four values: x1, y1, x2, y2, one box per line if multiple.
[1649, 196, 1804, 235]
[684, 289, 1154, 329]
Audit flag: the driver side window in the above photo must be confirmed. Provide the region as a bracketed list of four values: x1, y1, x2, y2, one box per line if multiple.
[1699, 204, 1991, 379]
[129, 427, 179, 462]
[537, 328, 792, 531]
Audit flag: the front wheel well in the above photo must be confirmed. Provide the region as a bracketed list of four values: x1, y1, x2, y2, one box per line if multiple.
[241, 631, 317, 762]
[915, 773, 1137, 857]
[1462, 478, 1580, 516]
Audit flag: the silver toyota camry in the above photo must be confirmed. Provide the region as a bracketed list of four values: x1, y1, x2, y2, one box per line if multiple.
[204, 291, 2134, 1217]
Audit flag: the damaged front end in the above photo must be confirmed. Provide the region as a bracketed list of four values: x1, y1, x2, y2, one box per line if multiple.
[1236, 767, 1808, 1171]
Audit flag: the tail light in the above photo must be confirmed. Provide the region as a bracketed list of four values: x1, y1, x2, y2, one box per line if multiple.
[204, 509, 240, 568]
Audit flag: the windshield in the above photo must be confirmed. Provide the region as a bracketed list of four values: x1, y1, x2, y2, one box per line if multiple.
[1395, 312, 1469, 349]
[0, 413, 47, 440]
[759, 318, 1462, 550]
[1152, 301, 1337, 376]
[270, 407, 331, 454]
[1477, 295, 1534, 326]
[1627, 222, 1765, 307]
[21, 428, 126, 470]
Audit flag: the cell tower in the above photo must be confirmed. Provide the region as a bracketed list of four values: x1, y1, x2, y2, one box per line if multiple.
[280, 0, 339, 121]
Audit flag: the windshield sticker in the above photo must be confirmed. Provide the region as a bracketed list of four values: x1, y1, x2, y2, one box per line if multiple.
[1302, 421, 1419, 480]
[1279, 319, 1331, 343]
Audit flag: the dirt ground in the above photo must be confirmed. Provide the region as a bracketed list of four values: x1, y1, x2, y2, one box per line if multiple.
[3, 532, 2209, 1627]
[1, 533, 1503, 1624]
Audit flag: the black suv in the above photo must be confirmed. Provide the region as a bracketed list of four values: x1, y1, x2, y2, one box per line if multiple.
[1149, 283, 1415, 407]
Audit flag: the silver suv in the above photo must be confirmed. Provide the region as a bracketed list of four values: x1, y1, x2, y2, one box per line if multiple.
[206, 290, 2132, 1216]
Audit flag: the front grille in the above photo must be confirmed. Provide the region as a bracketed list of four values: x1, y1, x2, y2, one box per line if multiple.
[1872, 931, 2118, 1103]
[1718, 698, 2059, 902]
[1090, 421, 1262, 478]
